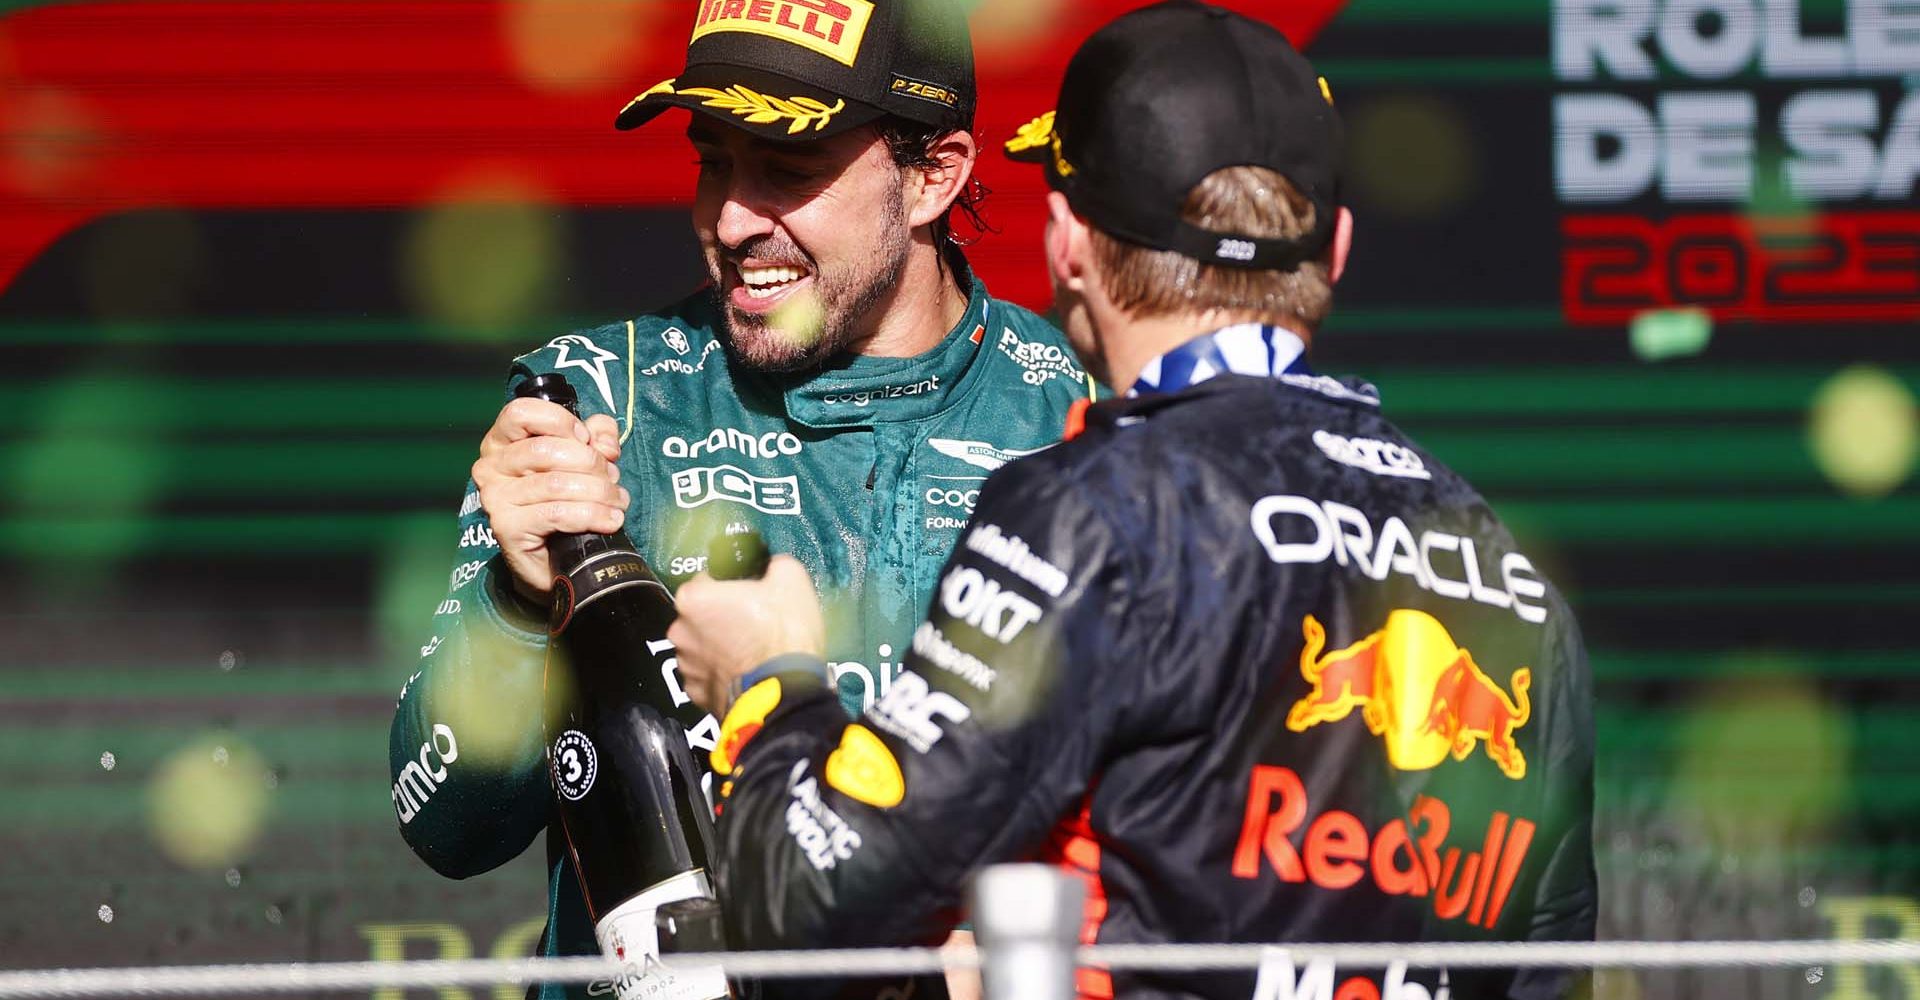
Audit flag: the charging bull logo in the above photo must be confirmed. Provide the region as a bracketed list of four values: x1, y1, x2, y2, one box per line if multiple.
[1287, 611, 1531, 780]
[712, 677, 783, 776]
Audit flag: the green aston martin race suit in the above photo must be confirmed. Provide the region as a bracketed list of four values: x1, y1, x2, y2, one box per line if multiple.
[388, 275, 1094, 998]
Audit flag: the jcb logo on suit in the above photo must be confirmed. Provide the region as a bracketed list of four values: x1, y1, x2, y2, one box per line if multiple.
[671, 465, 802, 515]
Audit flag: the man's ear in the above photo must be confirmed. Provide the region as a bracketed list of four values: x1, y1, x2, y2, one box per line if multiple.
[906, 130, 979, 229]
[1045, 191, 1089, 294]
[1329, 206, 1354, 284]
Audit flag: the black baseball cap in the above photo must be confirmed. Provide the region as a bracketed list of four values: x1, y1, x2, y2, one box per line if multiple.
[1005, 0, 1344, 270]
[616, 0, 975, 141]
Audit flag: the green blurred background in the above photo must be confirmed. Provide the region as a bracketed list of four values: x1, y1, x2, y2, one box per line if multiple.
[2, 1, 1918, 998]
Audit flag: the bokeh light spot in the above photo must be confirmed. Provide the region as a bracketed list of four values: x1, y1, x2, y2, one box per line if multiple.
[1347, 94, 1479, 219]
[1747, 140, 1807, 219]
[768, 289, 827, 353]
[504, 0, 661, 94]
[428, 642, 550, 770]
[957, 0, 1067, 62]
[7, 413, 169, 516]
[147, 736, 273, 871]
[5, 370, 174, 589]
[1668, 670, 1850, 853]
[377, 513, 468, 669]
[1592, 968, 1643, 1000]
[377, 513, 542, 764]
[402, 172, 566, 342]
[1630, 307, 1713, 362]
[0, 86, 106, 197]
[1807, 365, 1918, 498]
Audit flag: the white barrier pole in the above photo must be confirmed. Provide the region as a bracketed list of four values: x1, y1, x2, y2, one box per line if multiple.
[972, 865, 1086, 1000]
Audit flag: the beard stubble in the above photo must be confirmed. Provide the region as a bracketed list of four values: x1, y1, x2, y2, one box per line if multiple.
[712, 180, 913, 374]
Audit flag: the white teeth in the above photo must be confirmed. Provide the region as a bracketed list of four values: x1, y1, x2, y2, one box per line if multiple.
[739, 265, 805, 290]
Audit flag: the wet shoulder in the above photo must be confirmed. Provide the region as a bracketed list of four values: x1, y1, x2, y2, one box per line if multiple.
[507, 290, 730, 425]
[626, 291, 729, 383]
[979, 295, 1099, 402]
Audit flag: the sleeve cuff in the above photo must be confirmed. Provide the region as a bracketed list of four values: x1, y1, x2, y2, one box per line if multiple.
[738, 653, 830, 694]
[710, 656, 833, 775]
[477, 554, 550, 643]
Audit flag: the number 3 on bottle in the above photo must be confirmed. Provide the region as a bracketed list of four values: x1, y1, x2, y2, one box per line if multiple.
[551, 730, 599, 801]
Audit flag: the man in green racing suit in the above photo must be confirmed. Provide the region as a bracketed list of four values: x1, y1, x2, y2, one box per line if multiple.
[386, 1, 1095, 996]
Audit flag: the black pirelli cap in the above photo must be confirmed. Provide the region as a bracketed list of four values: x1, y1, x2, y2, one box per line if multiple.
[616, 0, 974, 141]
[1005, 0, 1344, 271]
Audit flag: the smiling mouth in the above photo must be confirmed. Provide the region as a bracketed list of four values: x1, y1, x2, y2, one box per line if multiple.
[737, 264, 810, 300]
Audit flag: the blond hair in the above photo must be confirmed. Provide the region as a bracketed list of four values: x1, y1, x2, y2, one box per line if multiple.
[1089, 166, 1333, 328]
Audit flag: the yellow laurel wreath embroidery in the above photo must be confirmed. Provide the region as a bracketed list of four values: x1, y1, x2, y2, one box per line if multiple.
[1004, 110, 1056, 154]
[677, 84, 845, 135]
[619, 77, 678, 119]
[1003, 111, 1075, 176]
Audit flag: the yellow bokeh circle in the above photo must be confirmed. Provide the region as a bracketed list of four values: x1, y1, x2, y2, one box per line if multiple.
[148, 736, 273, 870]
[1807, 365, 1918, 498]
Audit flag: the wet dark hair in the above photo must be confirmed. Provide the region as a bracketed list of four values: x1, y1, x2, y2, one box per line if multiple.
[873, 117, 995, 280]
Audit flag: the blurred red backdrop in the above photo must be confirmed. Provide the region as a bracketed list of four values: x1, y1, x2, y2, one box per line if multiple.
[0, 0, 1346, 308]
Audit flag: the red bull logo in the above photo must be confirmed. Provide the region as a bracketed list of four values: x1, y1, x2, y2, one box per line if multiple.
[1286, 611, 1531, 780]
[712, 677, 783, 776]
[1231, 766, 1537, 931]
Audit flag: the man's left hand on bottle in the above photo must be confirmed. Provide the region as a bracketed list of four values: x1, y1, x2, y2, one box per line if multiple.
[668, 555, 826, 716]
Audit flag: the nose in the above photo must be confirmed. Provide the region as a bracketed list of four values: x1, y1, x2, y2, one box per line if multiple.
[714, 179, 776, 250]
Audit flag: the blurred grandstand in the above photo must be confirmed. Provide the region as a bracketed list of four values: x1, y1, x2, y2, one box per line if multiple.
[1, 1, 1916, 998]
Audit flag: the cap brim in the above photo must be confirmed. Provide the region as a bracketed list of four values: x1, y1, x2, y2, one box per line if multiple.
[615, 64, 885, 141]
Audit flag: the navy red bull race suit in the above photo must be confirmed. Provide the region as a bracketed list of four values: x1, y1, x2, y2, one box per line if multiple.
[708, 324, 1597, 1000]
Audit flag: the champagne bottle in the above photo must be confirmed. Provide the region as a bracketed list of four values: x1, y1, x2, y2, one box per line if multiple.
[707, 523, 771, 713]
[707, 521, 770, 582]
[517, 373, 728, 1000]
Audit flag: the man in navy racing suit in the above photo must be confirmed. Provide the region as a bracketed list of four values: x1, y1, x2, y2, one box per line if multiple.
[666, 4, 1598, 998]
